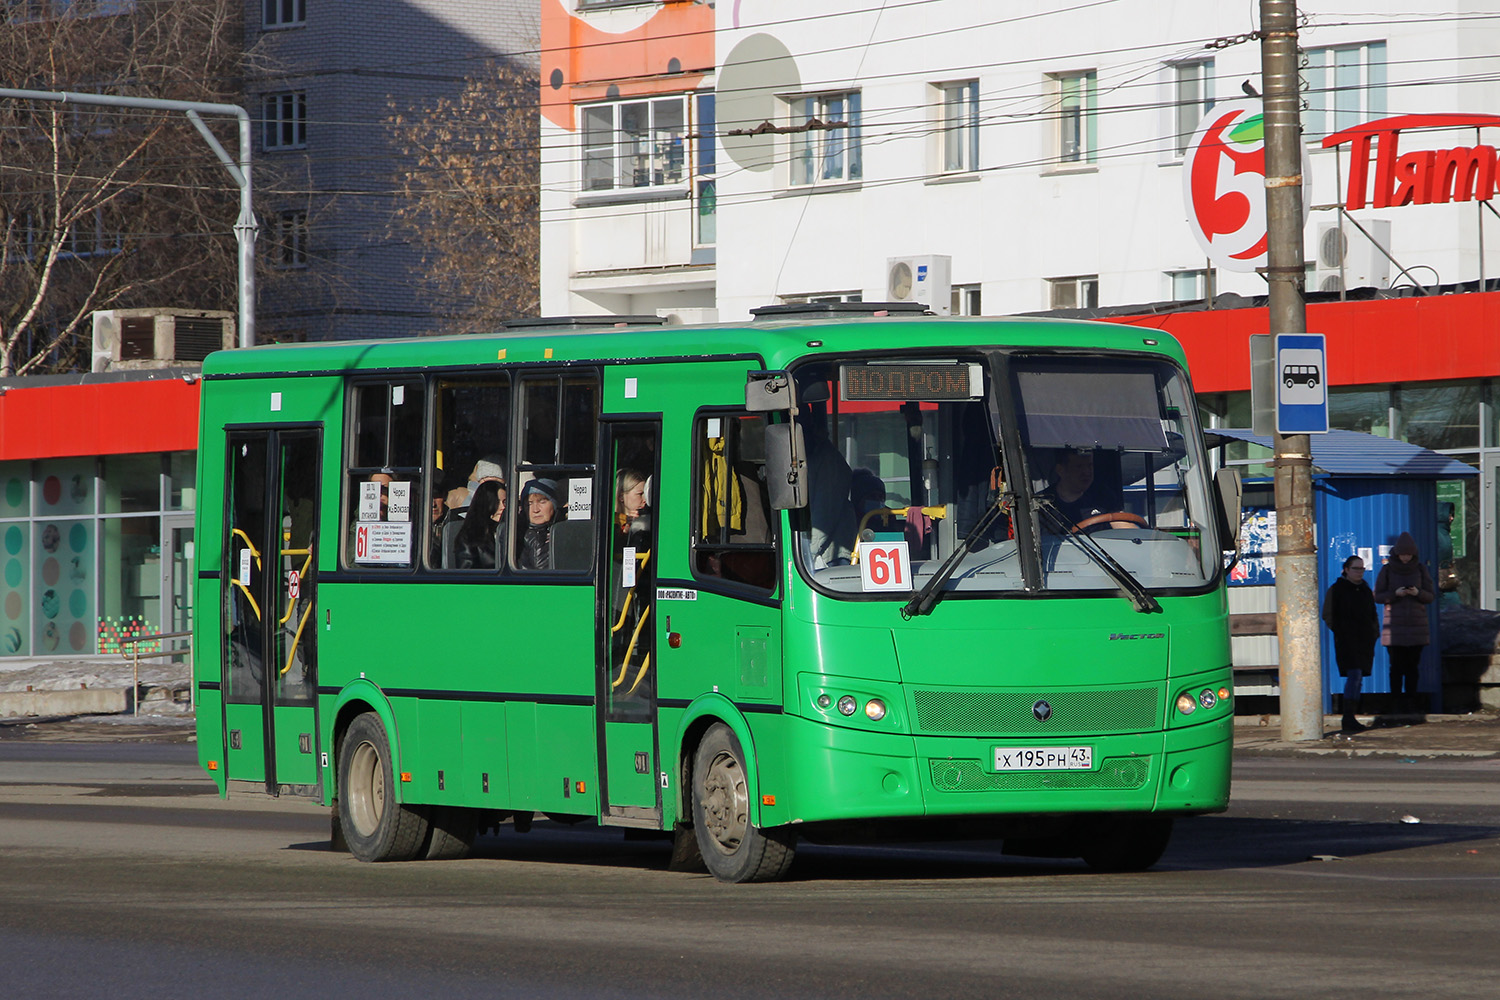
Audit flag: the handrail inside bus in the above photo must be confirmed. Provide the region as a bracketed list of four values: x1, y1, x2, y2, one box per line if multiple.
[232, 580, 261, 621]
[850, 505, 948, 563]
[231, 528, 262, 569]
[278, 549, 314, 626]
[280, 598, 316, 678]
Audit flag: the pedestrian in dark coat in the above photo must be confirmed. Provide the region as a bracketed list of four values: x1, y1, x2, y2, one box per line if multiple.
[1373, 531, 1436, 714]
[1322, 555, 1379, 733]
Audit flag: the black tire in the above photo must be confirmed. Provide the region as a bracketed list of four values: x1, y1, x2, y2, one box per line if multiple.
[423, 805, 478, 860]
[337, 712, 429, 862]
[1284, 377, 1295, 389]
[691, 723, 795, 883]
[1080, 816, 1173, 873]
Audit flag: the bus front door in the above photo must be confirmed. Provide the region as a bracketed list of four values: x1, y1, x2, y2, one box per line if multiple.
[223, 428, 322, 796]
[596, 421, 662, 827]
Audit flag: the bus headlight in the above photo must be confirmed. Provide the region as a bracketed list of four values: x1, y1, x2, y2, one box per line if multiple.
[1176, 693, 1198, 716]
[837, 695, 858, 716]
[1198, 688, 1218, 710]
[864, 699, 887, 721]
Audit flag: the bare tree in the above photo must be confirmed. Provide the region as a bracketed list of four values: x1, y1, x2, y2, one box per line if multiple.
[388, 58, 540, 334]
[0, 0, 244, 375]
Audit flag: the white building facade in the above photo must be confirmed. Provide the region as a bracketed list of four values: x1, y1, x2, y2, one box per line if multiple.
[540, 1, 1500, 322]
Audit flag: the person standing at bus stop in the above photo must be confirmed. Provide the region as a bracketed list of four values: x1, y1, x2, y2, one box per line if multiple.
[1322, 555, 1378, 734]
[1374, 532, 1436, 717]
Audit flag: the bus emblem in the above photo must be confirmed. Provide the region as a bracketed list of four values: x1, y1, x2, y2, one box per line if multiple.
[1033, 701, 1052, 722]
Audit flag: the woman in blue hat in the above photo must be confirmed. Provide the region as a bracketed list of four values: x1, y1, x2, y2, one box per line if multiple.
[519, 478, 561, 569]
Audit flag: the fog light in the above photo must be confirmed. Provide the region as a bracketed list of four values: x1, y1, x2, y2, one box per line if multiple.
[1176, 693, 1197, 715]
[1199, 688, 1218, 710]
[837, 695, 858, 716]
[816, 694, 832, 710]
[864, 699, 887, 721]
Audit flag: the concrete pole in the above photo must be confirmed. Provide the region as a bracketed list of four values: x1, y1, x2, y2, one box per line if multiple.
[0, 89, 257, 349]
[1259, 2, 1322, 740]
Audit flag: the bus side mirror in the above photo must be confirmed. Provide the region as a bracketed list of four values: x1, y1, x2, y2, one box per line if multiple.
[746, 371, 794, 412]
[1215, 467, 1242, 549]
[764, 422, 808, 510]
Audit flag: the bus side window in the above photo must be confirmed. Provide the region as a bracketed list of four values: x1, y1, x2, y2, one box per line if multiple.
[693, 412, 776, 591]
[514, 372, 598, 572]
[428, 375, 511, 570]
[344, 380, 424, 570]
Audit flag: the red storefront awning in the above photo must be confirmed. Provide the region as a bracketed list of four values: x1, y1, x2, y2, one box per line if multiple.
[0, 377, 200, 461]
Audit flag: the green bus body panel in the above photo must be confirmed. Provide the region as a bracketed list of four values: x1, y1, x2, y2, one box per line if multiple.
[223, 703, 267, 782]
[274, 706, 319, 786]
[194, 316, 1230, 837]
[604, 722, 656, 807]
[195, 687, 228, 795]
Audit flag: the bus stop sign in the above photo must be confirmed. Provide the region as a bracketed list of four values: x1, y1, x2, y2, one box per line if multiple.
[1275, 333, 1328, 434]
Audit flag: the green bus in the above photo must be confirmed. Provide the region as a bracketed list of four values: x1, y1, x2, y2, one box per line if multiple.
[194, 306, 1241, 882]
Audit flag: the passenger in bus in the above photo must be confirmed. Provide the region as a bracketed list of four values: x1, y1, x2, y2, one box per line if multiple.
[800, 412, 856, 568]
[454, 480, 506, 569]
[444, 455, 505, 514]
[1037, 448, 1127, 530]
[519, 478, 561, 569]
[616, 468, 650, 544]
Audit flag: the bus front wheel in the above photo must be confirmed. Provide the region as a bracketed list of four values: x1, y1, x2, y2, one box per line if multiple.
[1080, 816, 1173, 872]
[338, 712, 430, 862]
[691, 723, 795, 883]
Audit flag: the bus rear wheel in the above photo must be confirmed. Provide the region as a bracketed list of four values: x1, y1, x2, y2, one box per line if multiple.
[691, 723, 795, 883]
[423, 805, 478, 860]
[1080, 816, 1173, 872]
[338, 712, 430, 862]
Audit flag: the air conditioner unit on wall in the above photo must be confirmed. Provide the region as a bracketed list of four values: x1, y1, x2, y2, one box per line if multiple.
[1314, 220, 1391, 293]
[886, 255, 952, 315]
[91, 308, 235, 372]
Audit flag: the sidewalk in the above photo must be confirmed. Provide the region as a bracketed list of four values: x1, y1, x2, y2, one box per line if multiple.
[1234, 712, 1500, 758]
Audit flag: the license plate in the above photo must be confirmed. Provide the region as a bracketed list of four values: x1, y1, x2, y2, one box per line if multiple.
[992, 746, 1093, 771]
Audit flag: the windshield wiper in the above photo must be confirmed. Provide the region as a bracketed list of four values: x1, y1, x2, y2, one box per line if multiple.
[901, 493, 1013, 619]
[1033, 499, 1162, 614]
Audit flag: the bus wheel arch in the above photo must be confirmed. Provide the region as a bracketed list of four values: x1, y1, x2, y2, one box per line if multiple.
[689, 721, 796, 883]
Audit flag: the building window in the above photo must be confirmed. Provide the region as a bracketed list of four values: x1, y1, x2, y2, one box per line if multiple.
[261, 91, 307, 150]
[1048, 70, 1096, 165]
[1303, 42, 1386, 140]
[273, 210, 308, 269]
[780, 292, 863, 305]
[263, 0, 304, 27]
[937, 80, 979, 173]
[1048, 275, 1098, 310]
[581, 96, 688, 192]
[951, 284, 982, 316]
[789, 91, 862, 187]
[1167, 269, 1212, 302]
[1169, 58, 1214, 156]
[694, 92, 715, 246]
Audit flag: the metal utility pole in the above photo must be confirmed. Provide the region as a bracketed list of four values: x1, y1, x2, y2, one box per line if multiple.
[0, 89, 257, 349]
[1259, 2, 1321, 741]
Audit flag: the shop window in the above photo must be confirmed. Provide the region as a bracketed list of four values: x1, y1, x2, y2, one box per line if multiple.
[98, 516, 158, 652]
[692, 412, 776, 591]
[167, 452, 196, 510]
[1328, 385, 1390, 436]
[35, 519, 94, 655]
[344, 380, 425, 569]
[429, 375, 511, 571]
[0, 461, 29, 518]
[105, 454, 162, 513]
[513, 372, 598, 572]
[2, 519, 30, 656]
[1395, 382, 1482, 452]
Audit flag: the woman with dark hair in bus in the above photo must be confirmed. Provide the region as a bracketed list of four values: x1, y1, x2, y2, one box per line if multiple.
[519, 478, 561, 570]
[1374, 531, 1436, 717]
[453, 479, 506, 570]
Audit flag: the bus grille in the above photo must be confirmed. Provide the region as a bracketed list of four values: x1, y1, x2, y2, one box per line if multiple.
[911, 687, 1158, 736]
[928, 756, 1150, 793]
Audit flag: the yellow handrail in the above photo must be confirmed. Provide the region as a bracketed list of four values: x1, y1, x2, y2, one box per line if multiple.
[278, 550, 314, 626]
[231, 528, 262, 569]
[851, 505, 949, 562]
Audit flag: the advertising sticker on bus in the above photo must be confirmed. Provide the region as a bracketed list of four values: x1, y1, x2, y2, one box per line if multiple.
[859, 540, 911, 592]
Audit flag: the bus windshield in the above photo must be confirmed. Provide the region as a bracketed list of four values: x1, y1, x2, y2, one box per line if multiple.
[790, 352, 1221, 599]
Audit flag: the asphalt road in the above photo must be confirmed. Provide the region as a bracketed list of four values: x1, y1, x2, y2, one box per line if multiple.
[2, 742, 1497, 999]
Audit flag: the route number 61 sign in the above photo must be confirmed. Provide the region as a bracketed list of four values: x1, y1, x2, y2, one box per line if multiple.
[859, 540, 910, 592]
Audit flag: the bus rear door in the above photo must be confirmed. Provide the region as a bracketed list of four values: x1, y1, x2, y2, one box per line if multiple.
[596, 421, 661, 826]
[222, 427, 322, 796]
